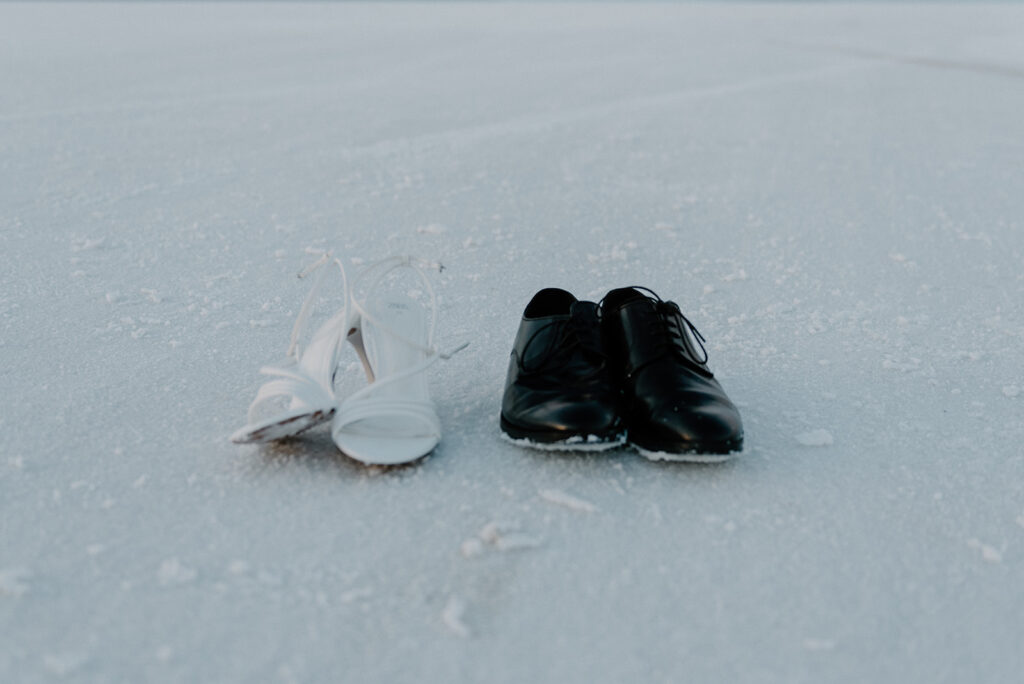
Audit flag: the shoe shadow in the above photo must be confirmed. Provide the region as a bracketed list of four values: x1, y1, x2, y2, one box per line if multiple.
[253, 428, 427, 478]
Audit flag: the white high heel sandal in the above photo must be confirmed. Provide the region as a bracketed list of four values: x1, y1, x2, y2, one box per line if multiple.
[330, 256, 464, 465]
[230, 251, 370, 444]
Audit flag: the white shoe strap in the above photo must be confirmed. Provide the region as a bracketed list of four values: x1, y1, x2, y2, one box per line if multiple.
[332, 397, 441, 439]
[247, 364, 336, 424]
[349, 255, 441, 357]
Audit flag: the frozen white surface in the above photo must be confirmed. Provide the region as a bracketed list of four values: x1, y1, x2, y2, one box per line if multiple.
[3, 2, 1024, 682]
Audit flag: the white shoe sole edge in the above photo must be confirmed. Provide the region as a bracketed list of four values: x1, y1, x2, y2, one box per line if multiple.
[500, 431, 626, 453]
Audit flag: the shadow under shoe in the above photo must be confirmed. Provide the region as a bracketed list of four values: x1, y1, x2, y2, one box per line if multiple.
[601, 287, 743, 461]
[501, 288, 624, 450]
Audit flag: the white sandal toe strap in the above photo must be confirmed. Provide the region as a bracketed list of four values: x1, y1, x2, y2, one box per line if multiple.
[246, 364, 337, 424]
[331, 397, 441, 440]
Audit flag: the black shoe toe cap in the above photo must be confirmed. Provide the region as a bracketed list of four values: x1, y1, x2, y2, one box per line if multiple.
[631, 401, 743, 454]
[502, 396, 622, 443]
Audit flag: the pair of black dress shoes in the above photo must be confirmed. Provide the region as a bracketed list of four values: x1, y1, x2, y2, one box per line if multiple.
[500, 287, 743, 462]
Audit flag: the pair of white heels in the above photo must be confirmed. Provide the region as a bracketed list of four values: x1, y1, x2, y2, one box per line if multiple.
[230, 252, 461, 465]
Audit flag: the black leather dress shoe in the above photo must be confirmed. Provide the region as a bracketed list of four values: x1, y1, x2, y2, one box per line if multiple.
[501, 288, 624, 450]
[601, 287, 743, 461]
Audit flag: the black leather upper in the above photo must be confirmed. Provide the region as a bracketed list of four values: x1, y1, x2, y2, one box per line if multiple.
[601, 287, 743, 454]
[501, 288, 621, 442]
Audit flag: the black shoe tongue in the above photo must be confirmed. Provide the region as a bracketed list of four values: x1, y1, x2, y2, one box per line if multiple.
[602, 287, 653, 312]
[569, 300, 598, 321]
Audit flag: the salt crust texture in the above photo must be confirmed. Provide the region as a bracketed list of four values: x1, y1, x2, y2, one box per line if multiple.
[2, 3, 1024, 683]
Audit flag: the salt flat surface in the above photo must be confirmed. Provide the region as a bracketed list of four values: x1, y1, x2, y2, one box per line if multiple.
[2, 2, 1024, 682]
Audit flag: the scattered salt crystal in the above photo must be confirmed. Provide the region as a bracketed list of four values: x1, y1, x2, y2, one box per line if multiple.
[1002, 385, 1020, 398]
[460, 538, 485, 558]
[227, 560, 249, 575]
[72, 237, 106, 252]
[796, 429, 834, 447]
[158, 558, 197, 586]
[539, 489, 597, 513]
[441, 596, 471, 638]
[479, 522, 502, 544]
[802, 638, 836, 651]
[967, 539, 1003, 563]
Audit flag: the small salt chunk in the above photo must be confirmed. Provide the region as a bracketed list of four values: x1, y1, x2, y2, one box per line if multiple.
[460, 538, 484, 558]
[227, 560, 249, 575]
[441, 596, 471, 638]
[967, 538, 1003, 563]
[796, 429, 834, 447]
[72, 237, 106, 252]
[158, 558, 197, 586]
[802, 638, 836, 651]
[479, 522, 502, 544]
[539, 489, 597, 513]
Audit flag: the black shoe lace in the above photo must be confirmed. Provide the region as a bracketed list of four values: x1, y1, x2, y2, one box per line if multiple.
[613, 286, 709, 368]
[518, 307, 608, 384]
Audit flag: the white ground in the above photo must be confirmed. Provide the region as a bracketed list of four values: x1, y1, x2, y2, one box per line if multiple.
[2, 2, 1024, 682]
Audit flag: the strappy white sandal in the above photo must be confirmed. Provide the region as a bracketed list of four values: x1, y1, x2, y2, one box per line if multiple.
[230, 251, 372, 444]
[330, 256, 464, 465]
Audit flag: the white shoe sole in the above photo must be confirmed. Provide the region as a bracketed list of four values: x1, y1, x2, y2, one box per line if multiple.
[500, 431, 626, 453]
